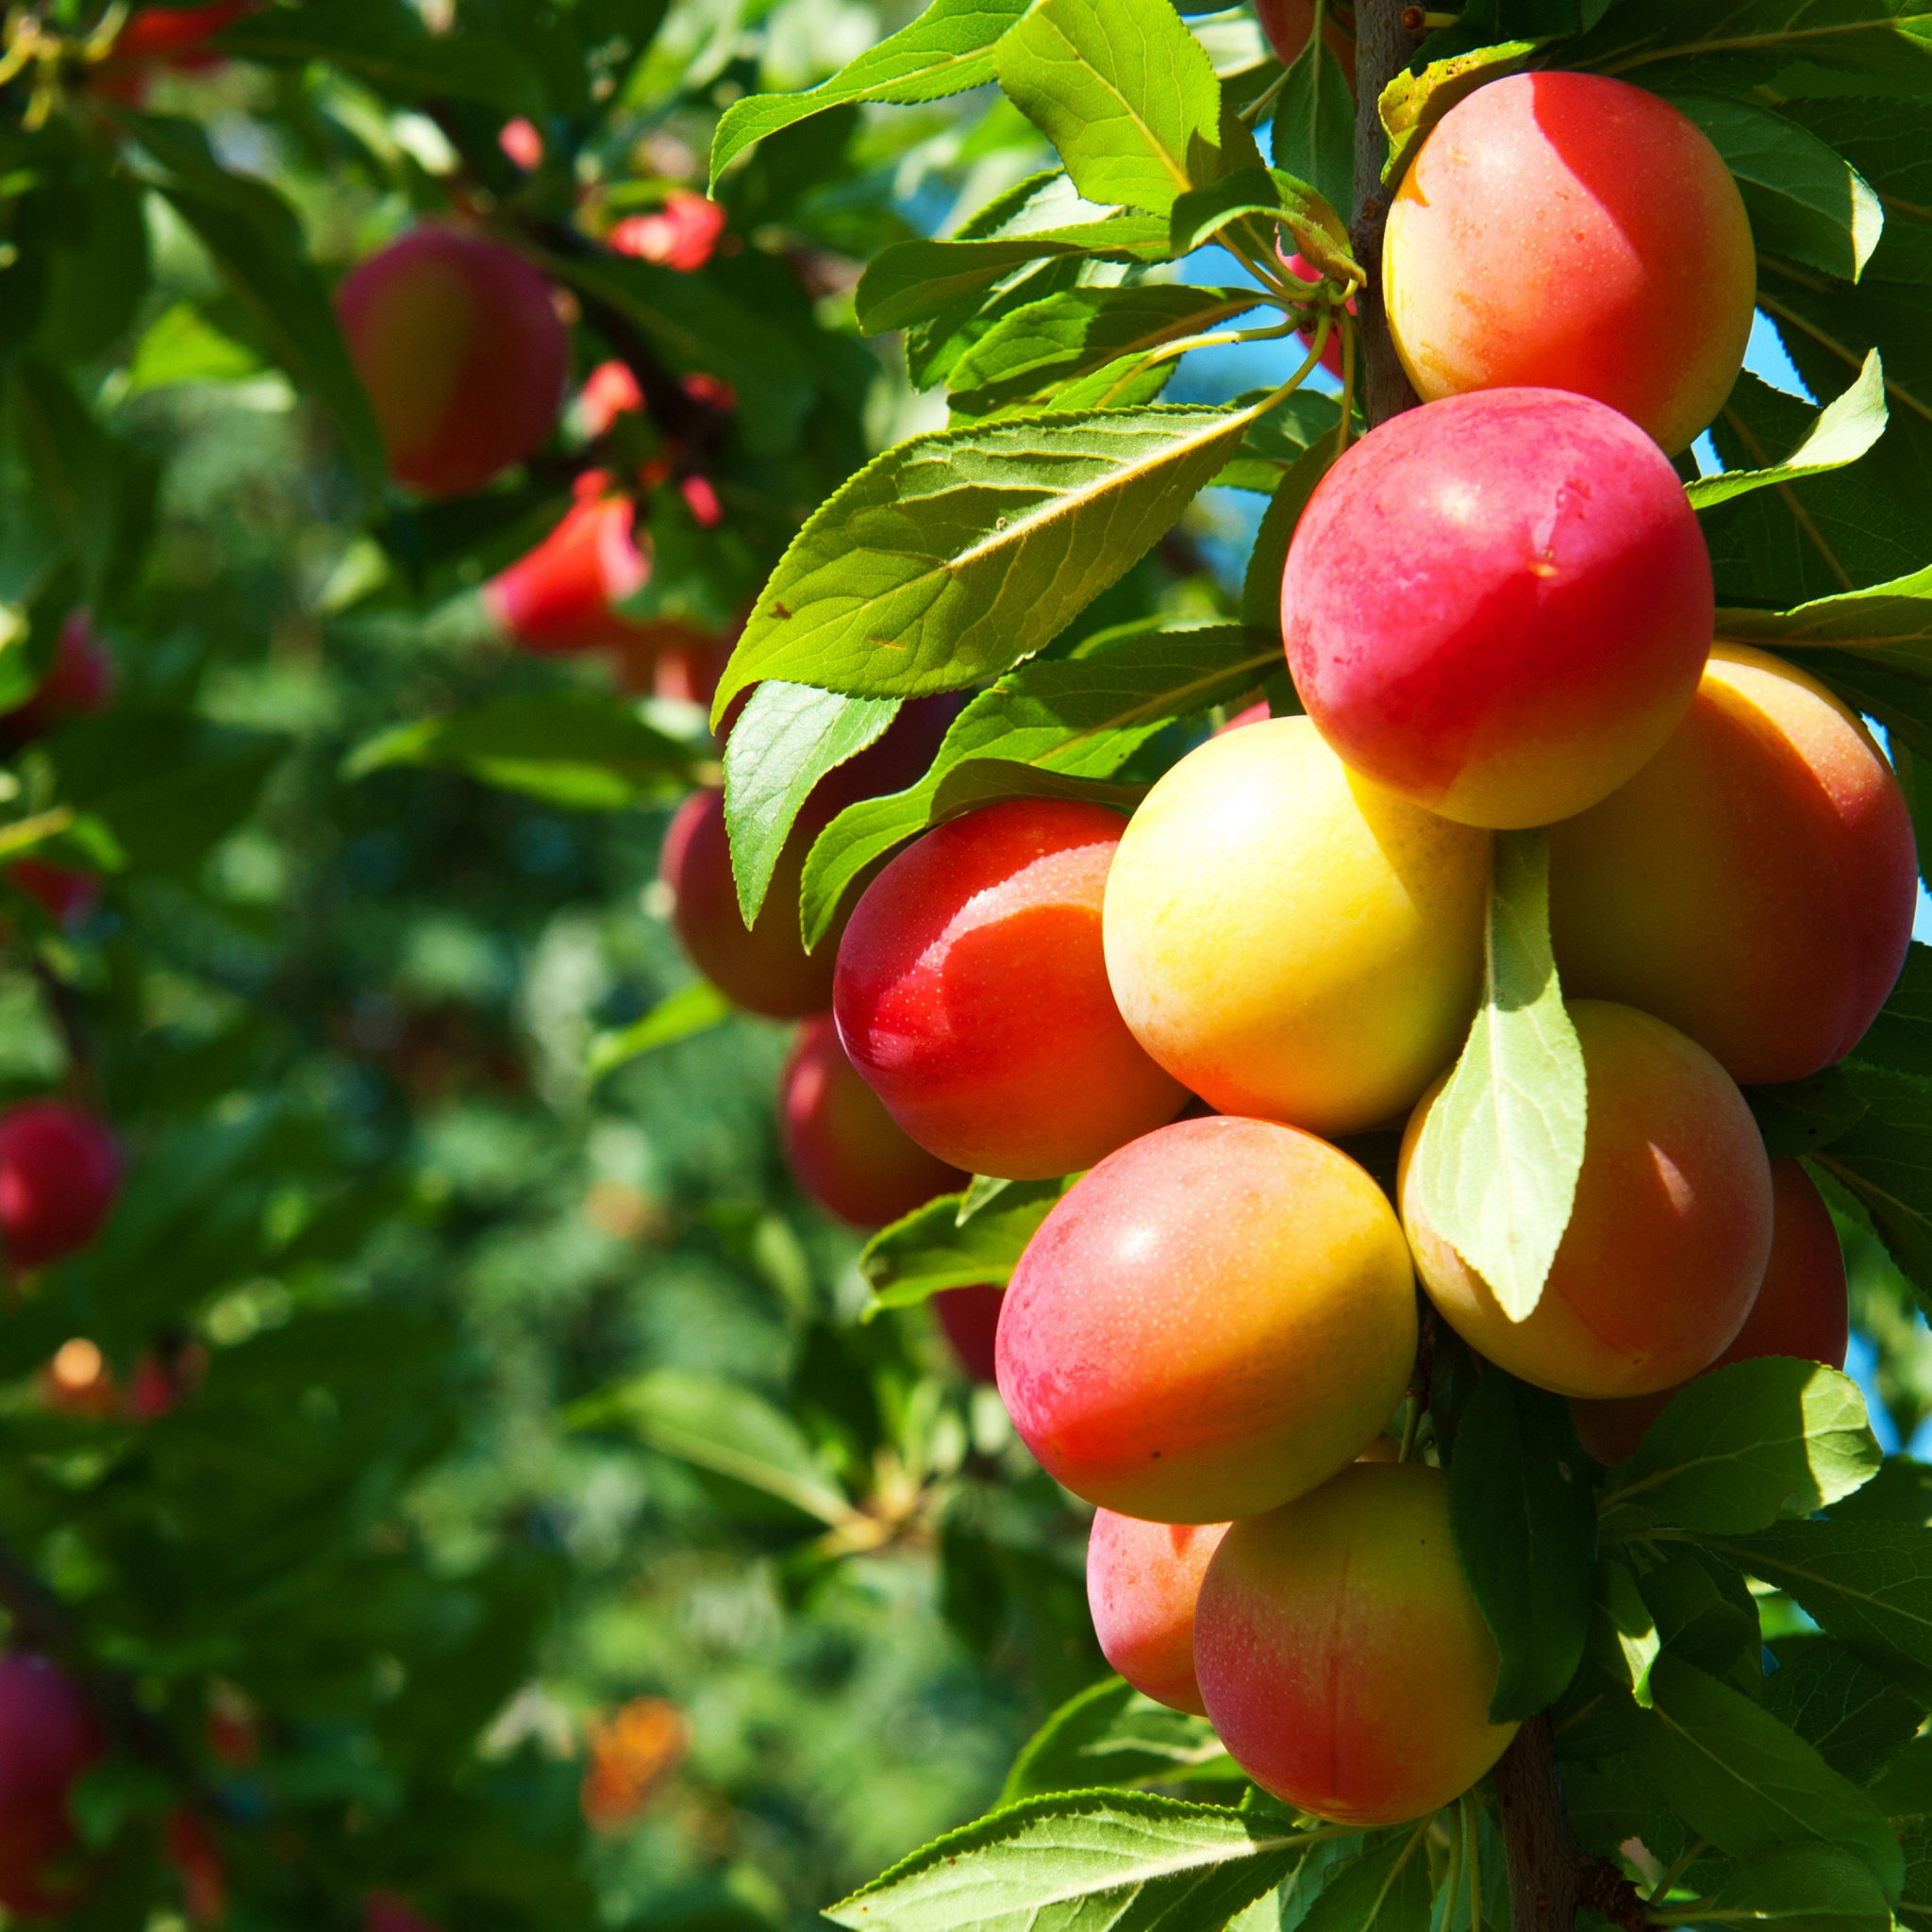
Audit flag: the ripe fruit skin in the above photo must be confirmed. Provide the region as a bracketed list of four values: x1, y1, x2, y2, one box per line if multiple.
[1383, 73, 1755, 456]
[1400, 1001, 1773, 1399]
[0, 1654, 106, 1916]
[836, 799, 1188, 1180]
[336, 227, 567, 496]
[780, 1013, 966, 1226]
[1282, 389, 1713, 829]
[934, 1286, 1003, 1382]
[1103, 717, 1488, 1135]
[1086, 1512, 1228, 1715]
[996, 1115, 1416, 1523]
[663, 697, 959, 1020]
[366, 1894, 443, 1932]
[8, 861, 101, 929]
[482, 477, 654, 655]
[0, 1104, 122, 1270]
[1195, 1463, 1516, 1824]
[1570, 1158, 1849, 1465]
[1550, 645, 1917, 1086]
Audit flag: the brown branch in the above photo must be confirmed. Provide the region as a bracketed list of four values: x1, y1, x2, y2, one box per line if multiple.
[1350, 0, 1423, 429]
[1492, 1715, 1648, 1932]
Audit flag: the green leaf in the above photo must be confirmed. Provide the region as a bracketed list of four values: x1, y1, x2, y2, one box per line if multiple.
[342, 691, 707, 808]
[1669, 92, 1884, 284]
[1273, 28, 1354, 225]
[587, 981, 735, 1083]
[123, 302, 262, 396]
[1748, 1066, 1870, 1159]
[1410, 827, 1586, 1323]
[13, 358, 121, 598]
[709, 0, 1032, 182]
[948, 286, 1257, 419]
[824, 1790, 1327, 1932]
[1633, 1655, 1904, 1899]
[1596, 1360, 1881, 1539]
[1589, 1557, 1660, 1708]
[215, 0, 547, 116]
[1293, 1826, 1432, 1932]
[994, 0, 1232, 218]
[131, 117, 387, 490]
[1377, 41, 1542, 186]
[1001, 1677, 1234, 1802]
[1168, 168, 1357, 285]
[1854, 945, 1932, 1079]
[567, 1370, 853, 1526]
[709, 403, 1268, 724]
[722, 682, 900, 926]
[799, 620, 1276, 947]
[1447, 1369, 1595, 1722]
[1764, 1639, 1923, 1783]
[1688, 350, 1887, 508]
[857, 214, 1173, 339]
[1703, 1518, 1932, 1704]
[1693, 1843, 1894, 1931]
[1716, 565, 1932, 677]
[1903, 1822, 1932, 1932]
[859, 1178, 1070, 1310]
[1864, 1735, 1932, 1822]
[1564, 3, 1932, 96]
[1816, 1059, 1932, 1301]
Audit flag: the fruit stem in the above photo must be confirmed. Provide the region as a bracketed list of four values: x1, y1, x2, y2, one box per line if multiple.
[1348, 0, 1424, 428]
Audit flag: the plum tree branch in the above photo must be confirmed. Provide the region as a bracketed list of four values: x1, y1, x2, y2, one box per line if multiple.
[1350, 0, 1423, 429]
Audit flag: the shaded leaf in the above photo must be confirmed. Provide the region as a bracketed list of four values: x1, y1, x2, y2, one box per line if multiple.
[1763, 1638, 1923, 1782]
[1695, 1843, 1894, 1931]
[859, 1179, 1070, 1310]
[1447, 1369, 1595, 1722]
[1633, 1655, 1903, 1898]
[1272, 28, 1354, 224]
[1294, 1826, 1431, 1932]
[1001, 1677, 1234, 1802]
[587, 981, 735, 1083]
[1748, 1067, 1870, 1158]
[568, 1370, 852, 1526]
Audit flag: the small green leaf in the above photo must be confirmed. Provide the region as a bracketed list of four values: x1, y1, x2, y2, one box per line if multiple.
[859, 1179, 1070, 1310]
[1273, 27, 1354, 225]
[857, 214, 1173, 339]
[956, 1174, 1015, 1224]
[1001, 1677, 1234, 1802]
[1447, 1369, 1596, 1722]
[710, 405, 1269, 724]
[722, 682, 900, 926]
[799, 620, 1276, 947]
[1634, 1655, 1904, 1899]
[1590, 1557, 1660, 1709]
[994, 0, 1232, 218]
[1687, 350, 1887, 509]
[824, 1790, 1325, 1932]
[1670, 92, 1884, 283]
[948, 286, 1257, 419]
[1695, 1843, 1894, 1931]
[587, 981, 735, 1083]
[123, 302, 261, 395]
[1411, 827, 1586, 1323]
[1597, 1359, 1881, 1539]
[1716, 565, 1932, 676]
[567, 1370, 853, 1526]
[709, 0, 1032, 183]
[1168, 168, 1357, 286]
[1377, 41, 1542, 186]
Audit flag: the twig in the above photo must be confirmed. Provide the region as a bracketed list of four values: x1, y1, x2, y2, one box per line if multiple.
[1350, 0, 1423, 429]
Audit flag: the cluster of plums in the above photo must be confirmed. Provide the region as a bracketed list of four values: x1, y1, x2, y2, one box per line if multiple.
[665, 64, 1910, 1825]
